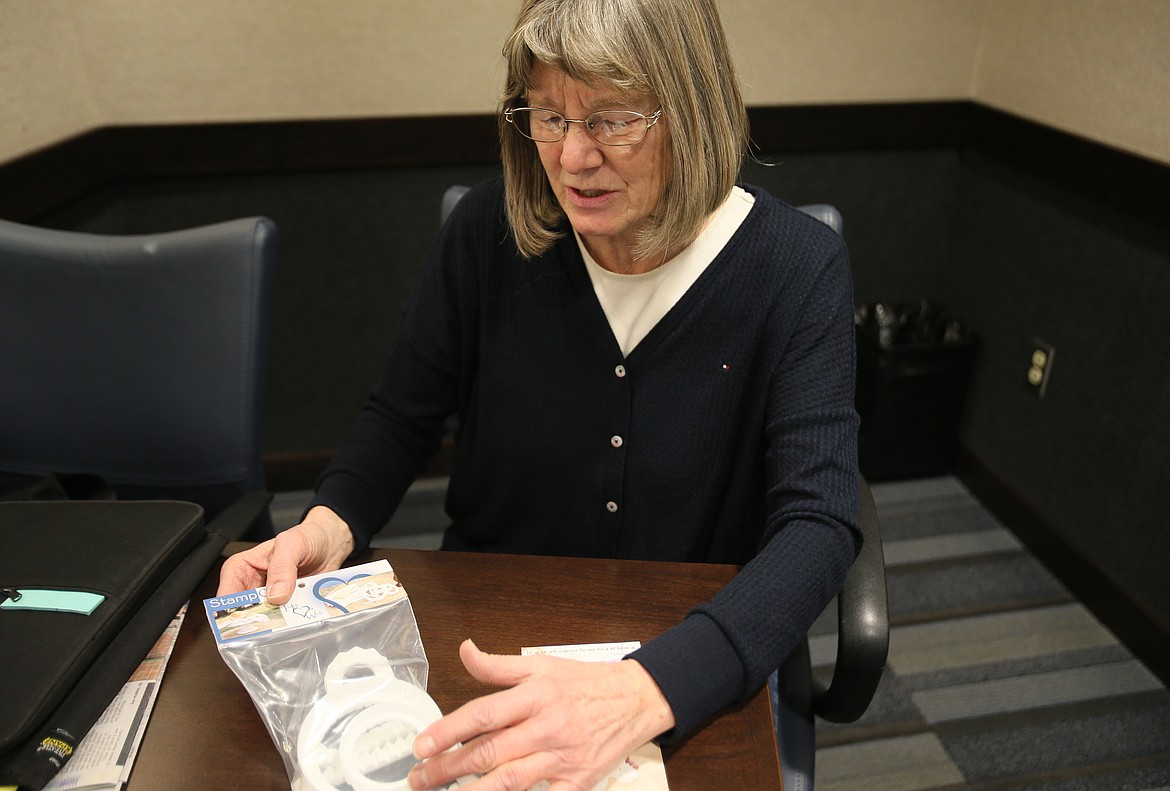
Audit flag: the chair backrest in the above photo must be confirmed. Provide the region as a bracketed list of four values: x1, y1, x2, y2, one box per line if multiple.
[440, 185, 471, 227]
[0, 217, 277, 531]
[796, 203, 843, 236]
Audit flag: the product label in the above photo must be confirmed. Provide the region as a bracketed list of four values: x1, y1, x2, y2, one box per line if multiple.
[204, 560, 406, 643]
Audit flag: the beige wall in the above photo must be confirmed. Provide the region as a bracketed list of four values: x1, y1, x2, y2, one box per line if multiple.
[724, 0, 984, 104]
[2, 0, 1168, 166]
[1, 3, 102, 163]
[973, 0, 1170, 165]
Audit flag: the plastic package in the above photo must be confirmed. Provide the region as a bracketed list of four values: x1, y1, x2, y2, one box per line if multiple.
[204, 560, 472, 791]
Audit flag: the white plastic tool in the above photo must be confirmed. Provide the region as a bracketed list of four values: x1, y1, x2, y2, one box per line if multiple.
[295, 647, 471, 791]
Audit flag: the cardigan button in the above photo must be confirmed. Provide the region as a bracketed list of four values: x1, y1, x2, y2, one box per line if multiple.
[614, 364, 626, 378]
[605, 501, 619, 513]
[610, 435, 623, 448]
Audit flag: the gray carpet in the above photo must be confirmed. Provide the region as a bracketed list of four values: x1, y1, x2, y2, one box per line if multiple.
[272, 476, 1170, 789]
[816, 477, 1170, 791]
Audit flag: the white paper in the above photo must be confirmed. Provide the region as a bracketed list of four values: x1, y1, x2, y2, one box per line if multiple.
[519, 641, 670, 791]
[44, 607, 186, 791]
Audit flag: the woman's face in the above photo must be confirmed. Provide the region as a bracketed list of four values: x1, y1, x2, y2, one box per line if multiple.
[527, 62, 669, 273]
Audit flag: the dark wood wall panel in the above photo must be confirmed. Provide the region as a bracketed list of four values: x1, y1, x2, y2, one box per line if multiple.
[7, 102, 1165, 226]
[4, 102, 1168, 688]
[1, 115, 499, 223]
[4, 103, 977, 224]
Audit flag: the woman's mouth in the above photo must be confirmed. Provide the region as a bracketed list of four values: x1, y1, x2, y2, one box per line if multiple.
[567, 186, 615, 207]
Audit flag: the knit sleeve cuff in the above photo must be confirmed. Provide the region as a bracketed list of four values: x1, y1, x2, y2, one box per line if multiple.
[627, 612, 746, 745]
[309, 472, 388, 554]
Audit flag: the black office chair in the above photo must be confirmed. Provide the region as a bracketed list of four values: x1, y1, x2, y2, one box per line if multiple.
[775, 477, 887, 790]
[440, 185, 471, 228]
[439, 185, 889, 788]
[0, 216, 278, 539]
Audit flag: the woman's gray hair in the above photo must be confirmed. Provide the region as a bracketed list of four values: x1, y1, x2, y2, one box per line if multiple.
[499, 0, 748, 262]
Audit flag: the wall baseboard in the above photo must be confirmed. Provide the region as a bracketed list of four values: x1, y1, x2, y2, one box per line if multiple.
[748, 101, 970, 153]
[6, 101, 1165, 227]
[965, 108, 1170, 229]
[1, 114, 500, 223]
[0, 101, 972, 224]
[955, 446, 1170, 689]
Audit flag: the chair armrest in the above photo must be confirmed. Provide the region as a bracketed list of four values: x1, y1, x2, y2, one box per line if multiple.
[205, 491, 274, 542]
[812, 476, 889, 723]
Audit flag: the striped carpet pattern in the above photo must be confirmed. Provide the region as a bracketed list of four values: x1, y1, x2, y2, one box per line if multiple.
[814, 477, 1170, 791]
[271, 476, 1170, 789]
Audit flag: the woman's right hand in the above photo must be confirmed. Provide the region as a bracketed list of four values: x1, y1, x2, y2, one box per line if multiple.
[216, 505, 356, 605]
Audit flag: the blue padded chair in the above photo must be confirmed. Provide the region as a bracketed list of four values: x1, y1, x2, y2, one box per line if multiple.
[0, 217, 278, 539]
[440, 185, 889, 788]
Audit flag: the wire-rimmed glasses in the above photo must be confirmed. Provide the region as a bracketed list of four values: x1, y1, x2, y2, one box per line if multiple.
[505, 106, 663, 146]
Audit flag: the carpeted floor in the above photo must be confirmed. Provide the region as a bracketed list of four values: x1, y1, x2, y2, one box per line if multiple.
[815, 477, 1170, 791]
[271, 476, 1170, 789]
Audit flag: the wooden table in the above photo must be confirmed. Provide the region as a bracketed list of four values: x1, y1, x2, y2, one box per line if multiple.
[126, 548, 782, 790]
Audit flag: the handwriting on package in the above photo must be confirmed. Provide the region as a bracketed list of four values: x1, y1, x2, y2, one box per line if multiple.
[204, 560, 406, 643]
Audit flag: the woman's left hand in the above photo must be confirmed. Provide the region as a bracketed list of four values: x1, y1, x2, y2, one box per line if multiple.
[408, 639, 675, 791]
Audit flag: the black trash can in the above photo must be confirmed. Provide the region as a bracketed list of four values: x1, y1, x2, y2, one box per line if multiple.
[854, 301, 976, 481]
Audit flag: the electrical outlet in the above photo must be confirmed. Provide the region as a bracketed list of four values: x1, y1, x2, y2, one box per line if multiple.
[1026, 339, 1055, 398]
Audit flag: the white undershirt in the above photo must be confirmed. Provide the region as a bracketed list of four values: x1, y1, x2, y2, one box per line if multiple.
[578, 185, 755, 357]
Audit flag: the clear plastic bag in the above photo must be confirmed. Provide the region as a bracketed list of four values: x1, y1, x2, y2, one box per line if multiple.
[204, 560, 471, 791]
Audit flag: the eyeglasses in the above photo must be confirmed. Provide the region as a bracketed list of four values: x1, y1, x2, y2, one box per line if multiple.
[505, 106, 663, 146]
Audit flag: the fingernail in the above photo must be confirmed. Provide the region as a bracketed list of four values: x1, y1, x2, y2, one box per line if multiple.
[266, 582, 287, 601]
[413, 734, 435, 759]
[407, 765, 426, 789]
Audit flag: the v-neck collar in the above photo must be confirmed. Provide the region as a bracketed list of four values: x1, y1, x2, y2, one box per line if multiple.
[556, 185, 761, 364]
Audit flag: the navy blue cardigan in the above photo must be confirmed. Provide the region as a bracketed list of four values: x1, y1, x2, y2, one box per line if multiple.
[313, 178, 861, 741]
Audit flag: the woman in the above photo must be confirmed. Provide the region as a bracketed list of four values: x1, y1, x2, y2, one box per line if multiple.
[219, 0, 861, 788]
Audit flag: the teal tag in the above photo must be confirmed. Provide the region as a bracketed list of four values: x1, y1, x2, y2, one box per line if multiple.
[0, 589, 105, 615]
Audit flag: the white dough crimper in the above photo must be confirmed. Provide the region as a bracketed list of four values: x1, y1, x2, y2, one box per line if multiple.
[294, 647, 472, 791]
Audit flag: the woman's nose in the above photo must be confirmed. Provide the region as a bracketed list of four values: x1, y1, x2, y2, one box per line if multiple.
[559, 123, 604, 173]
